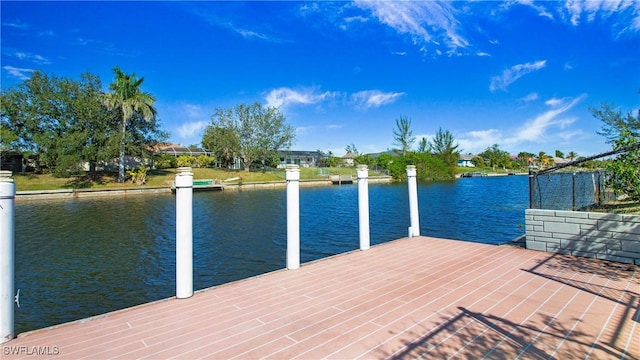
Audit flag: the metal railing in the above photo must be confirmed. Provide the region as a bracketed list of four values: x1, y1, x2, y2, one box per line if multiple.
[527, 144, 640, 211]
[528, 170, 612, 211]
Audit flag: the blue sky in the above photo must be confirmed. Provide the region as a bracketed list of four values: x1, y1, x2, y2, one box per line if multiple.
[2, 1, 639, 157]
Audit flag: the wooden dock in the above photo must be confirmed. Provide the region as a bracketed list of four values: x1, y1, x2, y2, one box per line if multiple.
[3, 236, 639, 359]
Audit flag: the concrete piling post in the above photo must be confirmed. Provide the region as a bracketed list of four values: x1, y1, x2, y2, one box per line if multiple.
[175, 167, 194, 299]
[357, 165, 370, 250]
[406, 165, 420, 237]
[286, 165, 300, 270]
[0, 171, 15, 343]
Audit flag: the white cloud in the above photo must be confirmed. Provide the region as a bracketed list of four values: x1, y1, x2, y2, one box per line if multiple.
[508, 0, 640, 31]
[350, 90, 405, 109]
[514, 94, 586, 142]
[344, 15, 368, 23]
[551, 0, 640, 34]
[3, 66, 34, 80]
[564, 0, 637, 27]
[182, 103, 208, 119]
[163, 103, 212, 145]
[14, 51, 51, 65]
[192, 8, 284, 42]
[177, 120, 208, 141]
[236, 28, 271, 40]
[343, 15, 368, 27]
[2, 20, 30, 30]
[512, 0, 555, 20]
[353, 0, 468, 55]
[544, 97, 565, 107]
[489, 60, 546, 92]
[557, 129, 584, 143]
[455, 95, 588, 154]
[264, 87, 336, 109]
[457, 129, 505, 154]
[264, 87, 403, 111]
[520, 93, 539, 102]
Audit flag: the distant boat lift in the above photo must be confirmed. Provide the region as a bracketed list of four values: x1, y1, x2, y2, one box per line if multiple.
[330, 175, 354, 185]
[171, 179, 224, 193]
[461, 172, 488, 178]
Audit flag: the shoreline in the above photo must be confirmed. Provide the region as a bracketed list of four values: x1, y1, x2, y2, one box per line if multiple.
[15, 176, 393, 201]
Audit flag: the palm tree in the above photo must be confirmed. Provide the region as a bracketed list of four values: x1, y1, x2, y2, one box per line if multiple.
[567, 151, 578, 161]
[103, 67, 156, 182]
[536, 151, 553, 168]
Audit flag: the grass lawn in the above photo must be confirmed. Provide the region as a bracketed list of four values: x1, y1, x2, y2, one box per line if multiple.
[11, 167, 386, 191]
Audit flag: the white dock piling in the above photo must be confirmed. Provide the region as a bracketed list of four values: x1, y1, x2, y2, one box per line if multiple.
[407, 165, 420, 237]
[175, 167, 193, 299]
[286, 165, 300, 270]
[357, 165, 370, 250]
[0, 171, 15, 343]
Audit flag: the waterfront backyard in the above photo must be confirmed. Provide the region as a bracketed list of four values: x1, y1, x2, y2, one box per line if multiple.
[13, 176, 528, 335]
[7, 173, 639, 359]
[4, 236, 638, 359]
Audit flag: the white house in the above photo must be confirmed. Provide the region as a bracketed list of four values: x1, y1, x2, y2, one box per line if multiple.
[458, 154, 476, 167]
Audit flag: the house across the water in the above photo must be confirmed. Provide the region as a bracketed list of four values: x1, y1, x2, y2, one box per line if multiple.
[277, 150, 324, 168]
[457, 154, 476, 167]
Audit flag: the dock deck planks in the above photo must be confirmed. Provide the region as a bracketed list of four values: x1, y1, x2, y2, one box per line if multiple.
[3, 236, 638, 359]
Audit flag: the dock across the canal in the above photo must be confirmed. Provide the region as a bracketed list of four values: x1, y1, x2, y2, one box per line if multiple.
[3, 236, 638, 359]
[171, 179, 224, 192]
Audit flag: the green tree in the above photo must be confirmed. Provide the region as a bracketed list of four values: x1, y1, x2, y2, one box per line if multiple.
[1, 71, 117, 176]
[392, 115, 415, 156]
[375, 151, 454, 181]
[0, 114, 19, 150]
[324, 150, 340, 167]
[429, 127, 459, 178]
[103, 66, 157, 182]
[605, 128, 640, 200]
[345, 143, 359, 156]
[417, 137, 428, 153]
[591, 103, 640, 200]
[471, 156, 485, 167]
[479, 144, 510, 170]
[555, 150, 565, 159]
[516, 152, 535, 168]
[57, 73, 119, 175]
[354, 153, 374, 166]
[202, 124, 240, 168]
[207, 102, 295, 171]
[593, 102, 639, 144]
[535, 151, 553, 168]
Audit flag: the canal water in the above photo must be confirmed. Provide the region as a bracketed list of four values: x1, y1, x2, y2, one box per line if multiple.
[14, 175, 527, 334]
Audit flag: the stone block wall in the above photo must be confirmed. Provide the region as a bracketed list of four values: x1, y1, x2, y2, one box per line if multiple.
[525, 209, 640, 265]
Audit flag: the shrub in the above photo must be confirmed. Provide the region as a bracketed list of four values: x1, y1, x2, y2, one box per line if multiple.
[127, 166, 147, 185]
[176, 155, 196, 168]
[154, 154, 176, 169]
[195, 155, 216, 168]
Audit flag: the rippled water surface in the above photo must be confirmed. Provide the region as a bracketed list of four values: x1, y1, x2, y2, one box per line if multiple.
[15, 175, 527, 333]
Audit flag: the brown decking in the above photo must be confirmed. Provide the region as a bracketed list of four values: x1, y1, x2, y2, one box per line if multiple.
[3, 236, 639, 359]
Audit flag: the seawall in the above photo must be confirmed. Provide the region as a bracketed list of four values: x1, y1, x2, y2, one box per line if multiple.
[15, 176, 393, 200]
